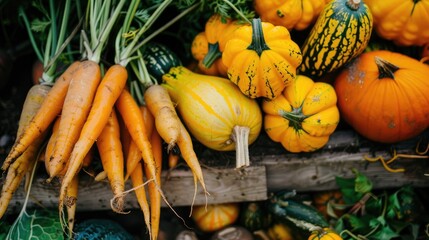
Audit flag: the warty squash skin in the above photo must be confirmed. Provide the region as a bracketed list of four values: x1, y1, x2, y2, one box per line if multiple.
[254, 0, 330, 31]
[262, 75, 340, 153]
[298, 0, 373, 79]
[365, 0, 429, 46]
[334, 50, 429, 143]
[161, 66, 262, 168]
[222, 18, 302, 99]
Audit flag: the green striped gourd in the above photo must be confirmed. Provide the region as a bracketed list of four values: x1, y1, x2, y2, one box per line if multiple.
[298, 0, 373, 79]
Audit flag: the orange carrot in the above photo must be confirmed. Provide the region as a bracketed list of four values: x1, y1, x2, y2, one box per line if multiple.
[124, 137, 142, 182]
[124, 106, 154, 180]
[144, 124, 163, 240]
[3, 61, 81, 170]
[144, 84, 181, 152]
[48, 60, 101, 181]
[168, 150, 180, 170]
[177, 121, 209, 208]
[59, 64, 128, 215]
[115, 88, 159, 191]
[130, 162, 152, 240]
[65, 174, 79, 237]
[96, 108, 125, 213]
[44, 116, 62, 178]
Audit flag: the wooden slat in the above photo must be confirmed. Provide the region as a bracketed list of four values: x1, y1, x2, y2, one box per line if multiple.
[7, 166, 267, 215]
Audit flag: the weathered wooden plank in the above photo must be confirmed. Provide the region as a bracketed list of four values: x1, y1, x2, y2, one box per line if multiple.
[7, 166, 267, 215]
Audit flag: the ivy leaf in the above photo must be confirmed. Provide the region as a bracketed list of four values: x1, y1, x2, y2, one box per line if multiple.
[6, 208, 64, 240]
[336, 168, 372, 204]
[369, 224, 400, 240]
[353, 169, 373, 194]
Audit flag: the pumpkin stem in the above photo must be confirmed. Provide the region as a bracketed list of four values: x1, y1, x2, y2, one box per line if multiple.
[346, 0, 362, 10]
[231, 125, 250, 168]
[374, 56, 399, 79]
[280, 107, 307, 131]
[202, 42, 222, 68]
[247, 18, 270, 56]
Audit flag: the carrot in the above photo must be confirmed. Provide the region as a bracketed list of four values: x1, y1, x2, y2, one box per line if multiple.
[176, 120, 209, 210]
[58, 64, 128, 214]
[144, 124, 163, 240]
[47, 60, 101, 181]
[65, 173, 79, 237]
[168, 148, 180, 170]
[130, 162, 152, 240]
[124, 136, 142, 182]
[3, 61, 81, 170]
[115, 88, 159, 191]
[144, 84, 181, 152]
[44, 116, 62, 178]
[96, 108, 125, 213]
[124, 106, 154, 180]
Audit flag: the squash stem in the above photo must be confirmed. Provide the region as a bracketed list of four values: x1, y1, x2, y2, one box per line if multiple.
[280, 108, 307, 130]
[202, 43, 222, 68]
[346, 0, 361, 10]
[374, 56, 399, 79]
[232, 125, 250, 168]
[247, 18, 270, 56]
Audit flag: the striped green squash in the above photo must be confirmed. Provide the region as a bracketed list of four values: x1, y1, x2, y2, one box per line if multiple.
[298, 0, 373, 79]
[142, 42, 182, 83]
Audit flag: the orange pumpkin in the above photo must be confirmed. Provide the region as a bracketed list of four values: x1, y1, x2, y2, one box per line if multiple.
[254, 0, 330, 31]
[191, 202, 240, 232]
[334, 50, 429, 143]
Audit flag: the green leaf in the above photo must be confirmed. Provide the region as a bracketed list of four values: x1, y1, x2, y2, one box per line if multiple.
[353, 169, 373, 194]
[335, 175, 362, 204]
[369, 224, 400, 240]
[6, 208, 64, 240]
[0, 221, 11, 239]
[30, 18, 50, 32]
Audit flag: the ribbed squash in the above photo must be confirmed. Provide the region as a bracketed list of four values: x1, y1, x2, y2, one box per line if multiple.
[161, 66, 262, 168]
[298, 0, 373, 79]
[239, 202, 272, 232]
[191, 14, 246, 77]
[334, 50, 429, 143]
[254, 0, 330, 31]
[262, 75, 340, 153]
[191, 203, 240, 233]
[142, 42, 182, 83]
[222, 18, 302, 99]
[308, 228, 343, 240]
[365, 0, 429, 46]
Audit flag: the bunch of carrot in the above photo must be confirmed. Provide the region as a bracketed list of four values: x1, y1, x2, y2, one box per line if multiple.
[1, 0, 209, 239]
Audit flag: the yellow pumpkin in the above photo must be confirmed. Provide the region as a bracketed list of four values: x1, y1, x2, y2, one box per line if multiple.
[267, 223, 295, 240]
[254, 0, 330, 31]
[365, 0, 429, 46]
[190, 14, 246, 77]
[262, 75, 340, 153]
[222, 18, 302, 99]
[308, 228, 343, 240]
[191, 203, 240, 233]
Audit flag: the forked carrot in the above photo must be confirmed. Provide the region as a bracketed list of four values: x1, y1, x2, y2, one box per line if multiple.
[3, 61, 81, 170]
[176, 121, 209, 210]
[59, 64, 128, 215]
[48, 60, 101, 181]
[144, 124, 163, 240]
[144, 84, 181, 152]
[96, 108, 125, 213]
[130, 162, 152, 240]
[115, 88, 159, 191]
[65, 174, 79, 237]
[124, 106, 154, 180]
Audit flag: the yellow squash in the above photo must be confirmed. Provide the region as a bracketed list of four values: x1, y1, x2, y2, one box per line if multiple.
[262, 75, 339, 153]
[254, 0, 330, 31]
[365, 0, 429, 46]
[222, 18, 302, 99]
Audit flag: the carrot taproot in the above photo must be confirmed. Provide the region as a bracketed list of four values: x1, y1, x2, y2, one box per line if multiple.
[47, 60, 101, 181]
[3, 61, 81, 170]
[144, 123, 163, 240]
[168, 148, 180, 170]
[44, 116, 62, 178]
[124, 105, 154, 180]
[130, 161, 152, 240]
[144, 84, 181, 153]
[124, 136, 142, 182]
[58, 64, 128, 214]
[115, 88, 159, 191]
[65, 173, 79, 237]
[96, 108, 125, 213]
[176, 120, 209, 210]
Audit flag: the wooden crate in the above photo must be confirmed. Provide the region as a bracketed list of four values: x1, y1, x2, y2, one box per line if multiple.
[6, 130, 429, 216]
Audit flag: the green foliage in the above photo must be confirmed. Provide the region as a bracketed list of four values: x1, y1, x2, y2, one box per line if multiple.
[6, 208, 64, 240]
